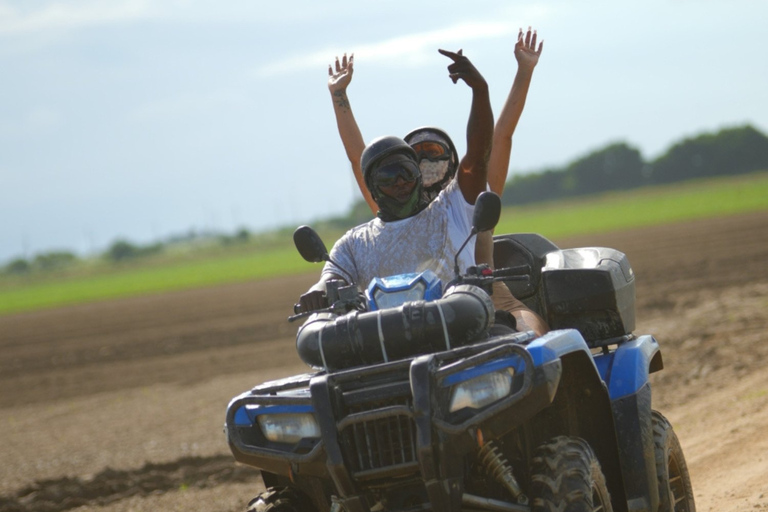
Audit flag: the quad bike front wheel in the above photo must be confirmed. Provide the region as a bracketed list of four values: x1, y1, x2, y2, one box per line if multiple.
[246, 486, 317, 512]
[529, 436, 613, 512]
[652, 411, 696, 512]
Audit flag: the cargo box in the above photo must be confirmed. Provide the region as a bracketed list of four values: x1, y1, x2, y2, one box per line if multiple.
[493, 234, 635, 344]
[541, 247, 635, 342]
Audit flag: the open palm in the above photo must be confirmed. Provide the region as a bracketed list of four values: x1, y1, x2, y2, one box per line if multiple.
[515, 27, 543, 71]
[328, 53, 354, 92]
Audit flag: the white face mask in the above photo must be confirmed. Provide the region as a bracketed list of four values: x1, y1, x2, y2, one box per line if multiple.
[419, 159, 450, 187]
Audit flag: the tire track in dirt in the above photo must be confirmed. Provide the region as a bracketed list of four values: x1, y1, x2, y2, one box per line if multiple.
[0, 455, 259, 512]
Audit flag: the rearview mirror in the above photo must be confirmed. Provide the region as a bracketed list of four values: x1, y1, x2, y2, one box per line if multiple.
[473, 191, 501, 233]
[293, 225, 329, 263]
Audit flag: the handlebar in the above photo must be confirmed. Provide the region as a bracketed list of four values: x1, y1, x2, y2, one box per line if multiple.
[288, 309, 320, 323]
[493, 264, 531, 278]
[289, 295, 363, 323]
[289, 302, 329, 323]
[290, 265, 532, 323]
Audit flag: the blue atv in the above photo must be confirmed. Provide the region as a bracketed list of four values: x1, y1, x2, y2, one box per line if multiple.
[225, 192, 695, 512]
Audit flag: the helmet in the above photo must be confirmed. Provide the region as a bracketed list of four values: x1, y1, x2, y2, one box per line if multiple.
[361, 136, 426, 221]
[361, 135, 419, 194]
[404, 126, 459, 199]
[404, 126, 458, 163]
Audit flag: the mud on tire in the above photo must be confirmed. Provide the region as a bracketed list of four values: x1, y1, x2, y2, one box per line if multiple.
[652, 411, 696, 512]
[529, 436, 613, 512]
[246, 486, 317, 512]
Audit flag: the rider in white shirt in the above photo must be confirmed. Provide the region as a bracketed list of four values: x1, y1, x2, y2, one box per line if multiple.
[298, 49, 492, 313]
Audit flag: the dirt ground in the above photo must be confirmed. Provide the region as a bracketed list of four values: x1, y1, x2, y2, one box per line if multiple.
[1, 210, 767, 512]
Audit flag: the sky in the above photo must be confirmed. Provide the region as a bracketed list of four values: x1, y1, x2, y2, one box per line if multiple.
[1, 0, 767, 264]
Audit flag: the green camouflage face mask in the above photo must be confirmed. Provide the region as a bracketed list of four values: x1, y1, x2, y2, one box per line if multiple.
[375, 184, 425, 221]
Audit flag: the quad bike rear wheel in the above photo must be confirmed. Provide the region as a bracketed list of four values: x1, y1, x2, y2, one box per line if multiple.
[652, 411, 696, 512]
[246, 486, 317, 512]
[529, 436, 613, 512]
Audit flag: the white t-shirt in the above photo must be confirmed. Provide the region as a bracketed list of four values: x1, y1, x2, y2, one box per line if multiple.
[323, 178, 476, 290]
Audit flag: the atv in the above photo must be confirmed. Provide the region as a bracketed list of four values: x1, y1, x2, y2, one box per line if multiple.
[225, 192, 695, 512]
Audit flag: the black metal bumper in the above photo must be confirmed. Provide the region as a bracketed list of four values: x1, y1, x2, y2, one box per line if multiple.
[227, 334, 562, 512]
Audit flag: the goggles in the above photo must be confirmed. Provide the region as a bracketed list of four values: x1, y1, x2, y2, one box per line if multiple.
[372, 161, 419, 189]
[411, 140, 451, 162]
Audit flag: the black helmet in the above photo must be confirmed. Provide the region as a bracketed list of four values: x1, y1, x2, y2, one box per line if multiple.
[361, 135, 419, 194]
[361, 136, 426, 221]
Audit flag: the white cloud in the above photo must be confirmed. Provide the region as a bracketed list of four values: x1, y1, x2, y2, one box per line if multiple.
[254, 21, 522, 78]
[0, 0, 350, 37]
[0, 0, 156, 35]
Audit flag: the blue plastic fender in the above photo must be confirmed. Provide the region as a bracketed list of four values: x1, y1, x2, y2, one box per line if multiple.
[525, 329, 597, 369]
[593, 335, 661, 400]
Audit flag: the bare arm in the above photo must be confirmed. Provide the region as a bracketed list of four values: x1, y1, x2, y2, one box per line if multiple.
[488, 27, 543, 195]
[439, 49, 494, 205]
[328, 54, 377, 214]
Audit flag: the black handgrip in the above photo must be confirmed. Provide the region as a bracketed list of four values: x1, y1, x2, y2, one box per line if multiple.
[494, 264, 531, 277]
[288, 305, 336, 323]
[288, 311, 313, 323]
[293, 303, 301, 314]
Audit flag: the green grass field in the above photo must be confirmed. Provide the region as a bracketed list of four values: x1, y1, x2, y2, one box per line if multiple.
[0, 247, 308, 315]
[495, 171, 768, 238]
[2, 171, 767, 316]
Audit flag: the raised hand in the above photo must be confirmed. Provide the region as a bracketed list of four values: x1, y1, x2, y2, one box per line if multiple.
[328, 53, 354, 93]
[438, 49, 487, 90]
[515, 27, 543, 71]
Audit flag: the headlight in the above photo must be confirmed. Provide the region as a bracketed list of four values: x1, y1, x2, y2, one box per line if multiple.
[449, 368, 514, 412]
[366, 270, 442, 310]
[257, 413, 321, 444]
[373, 281, 426, 309]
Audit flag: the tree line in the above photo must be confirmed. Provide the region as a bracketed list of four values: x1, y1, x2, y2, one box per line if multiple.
[501, 124, 768, 206]
[2, 228, 253, 276]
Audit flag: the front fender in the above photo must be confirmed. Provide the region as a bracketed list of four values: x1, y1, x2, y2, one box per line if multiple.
[526, 329, 597, 369]
[594, 335, 662, 400]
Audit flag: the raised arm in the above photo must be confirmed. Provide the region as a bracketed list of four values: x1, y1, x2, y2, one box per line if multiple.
[438, 49, 494, 205]
[488, 27, 543, 195]
[328, 54, 377, 214]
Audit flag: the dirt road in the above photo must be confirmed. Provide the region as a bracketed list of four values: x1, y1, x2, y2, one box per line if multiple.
[1, 211, 767, 511]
